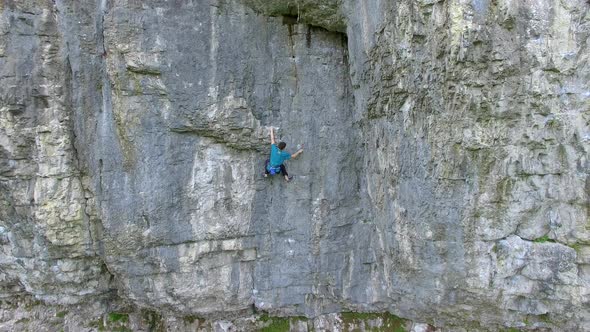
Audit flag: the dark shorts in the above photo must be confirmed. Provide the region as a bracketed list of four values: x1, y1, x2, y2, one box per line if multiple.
[265, 159, 288, 176]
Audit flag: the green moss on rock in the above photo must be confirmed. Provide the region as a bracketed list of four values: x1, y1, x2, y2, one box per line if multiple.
[533, 235, 555, 243]
[340, 312, 408, 332]
[108, 312, 129, 323]
[258, 315, 291, 332]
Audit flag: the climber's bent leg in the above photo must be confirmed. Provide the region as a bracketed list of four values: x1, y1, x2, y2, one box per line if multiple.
[280, 165, 290, 182]
[264, 159, 270, 176]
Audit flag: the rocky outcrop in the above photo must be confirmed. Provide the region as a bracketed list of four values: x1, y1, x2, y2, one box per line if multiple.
[0, 0, 588, 331]
[344, 0, 590, 330]
[0, 1, 112, 306]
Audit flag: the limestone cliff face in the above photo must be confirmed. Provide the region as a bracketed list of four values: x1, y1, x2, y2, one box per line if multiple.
[0, 0, 588, 331]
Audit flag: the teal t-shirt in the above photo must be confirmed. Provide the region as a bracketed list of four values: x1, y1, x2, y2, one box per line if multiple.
[269, 144, 291, 168]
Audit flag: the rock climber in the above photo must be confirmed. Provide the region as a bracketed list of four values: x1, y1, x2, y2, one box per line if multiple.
[264, 127, 303, 182]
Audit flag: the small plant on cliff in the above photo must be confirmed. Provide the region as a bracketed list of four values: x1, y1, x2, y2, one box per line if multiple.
[533, 235, 555, 243]
[340, 312, 407, 332]
[258, 314, 291, 332]
[108, 312, 129, 323]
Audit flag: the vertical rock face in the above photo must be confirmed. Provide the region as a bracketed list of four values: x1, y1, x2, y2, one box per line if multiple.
[343, 0, 589, 329]
[0, 1, 111, 305]
[0, 0, 589, 331]
[94, 0, 361, 317]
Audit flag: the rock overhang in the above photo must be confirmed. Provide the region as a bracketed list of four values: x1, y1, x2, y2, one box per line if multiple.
[241, 0, 347, 33]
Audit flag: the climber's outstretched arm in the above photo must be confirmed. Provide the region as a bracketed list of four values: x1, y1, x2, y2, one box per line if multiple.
[292, 148, 304, 158]
[270, 127, 275, 145]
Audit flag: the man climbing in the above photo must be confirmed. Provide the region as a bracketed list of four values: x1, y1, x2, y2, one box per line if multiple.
[264, 127, 303, 182]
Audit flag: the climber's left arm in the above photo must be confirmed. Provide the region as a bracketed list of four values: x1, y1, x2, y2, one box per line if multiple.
[292, 148, 304, 158]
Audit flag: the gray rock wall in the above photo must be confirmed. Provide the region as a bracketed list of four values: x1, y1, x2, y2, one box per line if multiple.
[0, 0, 111, 305]
[344, 0, 590, 329]
[0, 0, 588, 331]
[95, 0, 364, 318]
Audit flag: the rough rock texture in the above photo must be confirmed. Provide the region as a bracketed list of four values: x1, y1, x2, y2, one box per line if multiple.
[343, 1, 590, 330]
[0, 297, 423, 332]
[0, 0, 589, 331]
[0, 0, 112, 305]
[97, 0, 361, 318]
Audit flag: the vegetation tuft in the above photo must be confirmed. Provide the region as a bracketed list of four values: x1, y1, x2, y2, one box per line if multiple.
[108, 312, 129, 323]
[340, 312, 407, 332]
[533, 235, 555, 243]
[258, 314, 291, 332]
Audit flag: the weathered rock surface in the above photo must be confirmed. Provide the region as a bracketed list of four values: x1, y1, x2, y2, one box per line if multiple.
[0, 0, 112, 306]
[0, 0, 588, 331]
